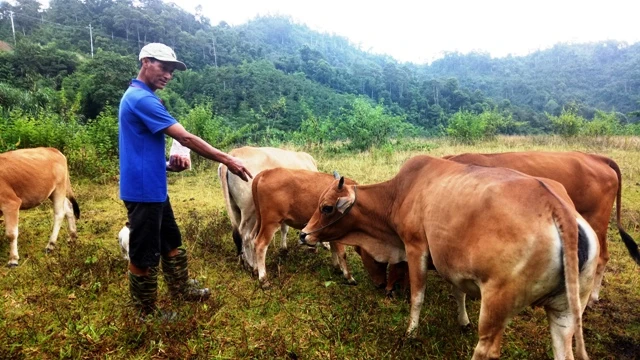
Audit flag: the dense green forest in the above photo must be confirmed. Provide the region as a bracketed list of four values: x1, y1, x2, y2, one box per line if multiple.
[1, 0, 640, 177]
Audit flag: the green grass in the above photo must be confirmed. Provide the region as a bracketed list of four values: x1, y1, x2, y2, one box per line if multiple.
[1, 135, 639, 359]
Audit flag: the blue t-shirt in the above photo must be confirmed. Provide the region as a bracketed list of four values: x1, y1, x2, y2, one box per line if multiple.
[119, 79, 177, 202]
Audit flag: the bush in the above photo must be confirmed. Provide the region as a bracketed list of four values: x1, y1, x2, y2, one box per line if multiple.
[582, 110, 620, 136]
[446, 111, 486, 144]
[548, 107, 585, 137]
[336, 98, 416, 151]
[179, 104, 255, 149]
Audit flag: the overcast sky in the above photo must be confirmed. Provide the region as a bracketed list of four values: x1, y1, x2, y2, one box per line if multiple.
[166, 0, 640, 64]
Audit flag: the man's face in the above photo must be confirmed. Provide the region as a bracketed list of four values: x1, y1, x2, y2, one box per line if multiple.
[140, 58, 178, 91]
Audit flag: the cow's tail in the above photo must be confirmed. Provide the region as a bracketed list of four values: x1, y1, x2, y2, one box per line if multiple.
[249, 172, 263, 241]
[64, 164, 80, 219]
[607, 158, 640, 265]
[218, 163, 243, 255]
[542, 181, 588, 359]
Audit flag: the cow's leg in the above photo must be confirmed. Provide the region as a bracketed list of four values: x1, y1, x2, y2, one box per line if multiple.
[472, 286, 513, 360]
[64, 198, 77, 242]
[45, 192, 66, 253]
[279, 223, 289, 250]
[239, 214, 257, 269]
[452, 286, 470, 327]
[255, 222, 280, 286]
[387, 262, 409, 298]
[3, 203, 20, 267]
[330, 242, 356, 284]
[232, 227, 243, 257]
[588, 222, 609, 307]
[545, 304, 577, 360]
[405, 245, 429, 337]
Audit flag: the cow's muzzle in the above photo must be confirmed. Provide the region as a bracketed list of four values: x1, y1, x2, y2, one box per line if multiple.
[299, 232, 316, 248]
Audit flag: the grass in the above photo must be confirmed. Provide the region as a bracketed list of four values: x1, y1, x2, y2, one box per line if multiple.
[1, 135, 639, 359]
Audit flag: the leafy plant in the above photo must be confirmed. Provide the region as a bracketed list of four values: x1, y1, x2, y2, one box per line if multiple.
[547, 106, 585, 137]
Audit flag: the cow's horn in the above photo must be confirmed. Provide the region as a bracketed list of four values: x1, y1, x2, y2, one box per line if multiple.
[333, 170, 340, 179]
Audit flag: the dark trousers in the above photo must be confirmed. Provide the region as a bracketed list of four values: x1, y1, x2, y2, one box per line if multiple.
[124, 197, 182, 269]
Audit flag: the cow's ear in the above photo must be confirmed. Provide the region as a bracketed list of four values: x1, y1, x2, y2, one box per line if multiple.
[333, 170, 340, 179]
[336, 196, 353, 213]
[338, 176, 345, 189]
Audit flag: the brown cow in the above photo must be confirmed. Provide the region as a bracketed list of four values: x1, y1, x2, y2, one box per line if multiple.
[444, 151, 640, 305]
[0, 147, 80, 267]
[251, 168, 364, 286]
[301, 155, 598, 360]
[218, 146, 317, 269]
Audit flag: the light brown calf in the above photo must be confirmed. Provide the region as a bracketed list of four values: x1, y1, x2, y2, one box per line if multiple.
[445, 151, 640, 305]
[218, 146, 317, 268]
[251, 168, 363, 286]
[301, 155, 598, 360]
[0, 147, 80, 267]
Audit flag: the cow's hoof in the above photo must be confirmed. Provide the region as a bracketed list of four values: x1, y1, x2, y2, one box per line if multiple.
[7, 262, 18, 268]
[345, 278, 357, 286]
[460, 323, 472, 333]
[260, 279, 272, 289]
[45, 247, 54, 254]
[385, 289, 395, 298]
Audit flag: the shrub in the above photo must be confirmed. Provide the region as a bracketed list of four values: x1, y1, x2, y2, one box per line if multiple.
[446, 111, 486, 144]
[336, 97, 416, 151]
[179, 104, 254, 150]
[548, 107, 585, 137]
[582, 110, 620, 136]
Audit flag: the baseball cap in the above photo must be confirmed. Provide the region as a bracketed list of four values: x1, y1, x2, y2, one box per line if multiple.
[138, 43, 187, 71]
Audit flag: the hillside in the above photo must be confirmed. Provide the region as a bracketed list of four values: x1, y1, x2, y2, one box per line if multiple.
[0, 0, 639, 133]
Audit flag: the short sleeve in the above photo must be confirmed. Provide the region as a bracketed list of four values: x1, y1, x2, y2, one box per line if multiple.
[134, 95, 178, 134]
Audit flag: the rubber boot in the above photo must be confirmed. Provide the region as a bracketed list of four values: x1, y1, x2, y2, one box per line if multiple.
[162, 249, 211, 301]
[128, 266, 159, 316]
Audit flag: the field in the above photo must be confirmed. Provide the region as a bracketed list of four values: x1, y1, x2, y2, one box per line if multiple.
[1, 136, 639, 359]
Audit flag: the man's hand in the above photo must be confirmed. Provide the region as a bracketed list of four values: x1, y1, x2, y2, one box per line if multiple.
[167, 154, 191, 172]
[226, 157, 253, 181]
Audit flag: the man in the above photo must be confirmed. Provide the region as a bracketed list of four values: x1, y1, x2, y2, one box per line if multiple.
[119, 43, 252, 317]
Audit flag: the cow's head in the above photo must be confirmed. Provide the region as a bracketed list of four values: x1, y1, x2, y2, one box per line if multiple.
[300, 172, 357, 246]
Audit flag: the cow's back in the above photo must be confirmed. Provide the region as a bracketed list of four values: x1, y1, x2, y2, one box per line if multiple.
[230, 146, 317, 174]
[445, 151, 617, 218]
[0, 147, 68, 209]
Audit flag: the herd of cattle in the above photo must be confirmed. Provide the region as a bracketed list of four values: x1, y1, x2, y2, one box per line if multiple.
[2, 146, 640, 359]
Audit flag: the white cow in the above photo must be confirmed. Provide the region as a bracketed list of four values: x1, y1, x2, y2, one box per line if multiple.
[218, 146, 318, 269]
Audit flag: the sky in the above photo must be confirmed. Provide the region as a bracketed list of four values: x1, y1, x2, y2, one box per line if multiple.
[166, 0, 640, 64]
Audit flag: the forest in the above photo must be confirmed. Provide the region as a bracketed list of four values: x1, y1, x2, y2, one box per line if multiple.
[1, 0, 640, 177]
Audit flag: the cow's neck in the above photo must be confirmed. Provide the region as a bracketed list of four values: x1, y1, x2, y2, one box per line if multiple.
[351, 180, 400, 240]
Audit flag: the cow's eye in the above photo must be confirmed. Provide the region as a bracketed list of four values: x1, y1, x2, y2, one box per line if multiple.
[321, 205, 334, 214]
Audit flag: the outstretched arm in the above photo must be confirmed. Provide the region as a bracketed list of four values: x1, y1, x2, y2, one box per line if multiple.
[164, 123, 253, 181]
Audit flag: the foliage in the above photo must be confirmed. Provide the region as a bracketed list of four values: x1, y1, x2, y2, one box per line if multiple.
[548, 106, 585, 137]
[582, 110, 621, 136]
[1, 1, 638, 135]
[336, 98, 418, 151]
[179, 103, 255, 149]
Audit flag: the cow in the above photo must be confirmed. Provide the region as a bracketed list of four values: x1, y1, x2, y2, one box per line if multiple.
[300, 155, 598, 360]
[444, 151, 640, 305]
[0, 147, 80, 267]
[217, 146, 318, 269]
[251, 168, 366, 287]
